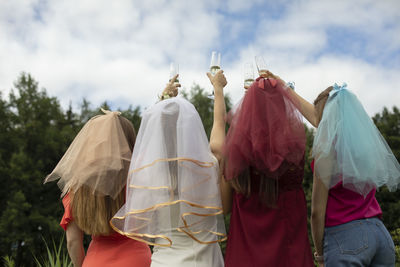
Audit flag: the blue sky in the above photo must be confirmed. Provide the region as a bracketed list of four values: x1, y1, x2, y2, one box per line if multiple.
[0, 0, 399, 117]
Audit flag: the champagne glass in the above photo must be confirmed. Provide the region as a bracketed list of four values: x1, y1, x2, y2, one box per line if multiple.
[210, 51, 221, 76]
[243, 62, 255, 90]
[208, 51, 221, 99]
[255, 55, 268, 77]
[169, 62, 179, 85]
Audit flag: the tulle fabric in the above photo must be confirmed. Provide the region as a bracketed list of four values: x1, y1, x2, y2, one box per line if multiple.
[224, 77, 306, 180]
[111, 97, 226, 248]
[44, 111, 132, 199]
[226, 96, 243, 125]
[312, 88, 400, 196]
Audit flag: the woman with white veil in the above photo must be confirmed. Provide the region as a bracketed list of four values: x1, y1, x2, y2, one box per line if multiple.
[111, 72, 228, 267]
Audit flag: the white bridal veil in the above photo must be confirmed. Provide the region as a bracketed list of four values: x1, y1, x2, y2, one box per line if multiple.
[111, 97, 226, 247]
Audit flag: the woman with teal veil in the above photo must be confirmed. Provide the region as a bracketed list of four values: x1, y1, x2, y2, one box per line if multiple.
[262, 71, 399, 267]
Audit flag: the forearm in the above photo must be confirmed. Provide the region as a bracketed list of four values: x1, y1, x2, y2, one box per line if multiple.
[210, 87, 226, 161]
[220, 174, 232, 214]
[210, 88, 232, 214]
[287, 89, 317, 127]
[66, 222, 85, 267]
[311, 174, 329, 258]
[311, 213, 326, 255]
[67, 239, 85, 267]
[267, 72, 317, 127]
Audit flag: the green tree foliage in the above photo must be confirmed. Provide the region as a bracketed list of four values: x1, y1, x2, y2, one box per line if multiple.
[0, 73, 77, 266]
[121, 105, 142, 134]
[181, 84, 232, 138]
[373, 107, 400, 232]
[0, 92, 15, 222]
[1, 73, 399, 265]
[0, 73, 142, 266]
[373, 106, 400, 160]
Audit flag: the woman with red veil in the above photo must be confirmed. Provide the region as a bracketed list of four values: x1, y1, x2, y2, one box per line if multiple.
[222, 77, 314, 266]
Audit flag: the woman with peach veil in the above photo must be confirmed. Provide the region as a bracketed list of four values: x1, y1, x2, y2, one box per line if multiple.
[45, 109, 151, 267]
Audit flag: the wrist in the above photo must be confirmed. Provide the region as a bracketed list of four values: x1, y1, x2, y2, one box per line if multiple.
[159, 92, 171, 101]
[213, 92, 224, 98]
[286, 81, 295, 90]
[313, 251, 324, 263]
[213, 87, 224, 95]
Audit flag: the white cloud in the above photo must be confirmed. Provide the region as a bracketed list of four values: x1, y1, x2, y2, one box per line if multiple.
[0, 0, 399, 119]
[223, 0, 400, 118]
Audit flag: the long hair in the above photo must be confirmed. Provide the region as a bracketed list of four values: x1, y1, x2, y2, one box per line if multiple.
[230, 170, 279, 207]
[71, 116, 136, 235]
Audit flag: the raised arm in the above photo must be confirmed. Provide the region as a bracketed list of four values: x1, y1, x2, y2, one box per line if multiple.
[207, 70, 232, 214]
[264, 71, 318, 127]
[208, 70, 227, 162]
[287, 89, 318, 127]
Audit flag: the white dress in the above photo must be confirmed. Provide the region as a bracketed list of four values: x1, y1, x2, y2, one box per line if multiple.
[150, 203, 224, 267]
[151, 230, 224, 267]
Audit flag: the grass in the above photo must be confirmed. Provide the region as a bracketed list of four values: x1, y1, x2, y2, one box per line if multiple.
[2, 256, 15, 267]
[32, 235, 72, 267]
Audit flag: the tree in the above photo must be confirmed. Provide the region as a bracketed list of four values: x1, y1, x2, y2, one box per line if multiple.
[0, 73, 146, 266]
[0, 73, 73, 266]
[121, 105, 142, 133]
[373, 107, 400, 231]
[182, 84, 232, 138]
[0, 92, 15, 223]
[373, 106, 400, 160]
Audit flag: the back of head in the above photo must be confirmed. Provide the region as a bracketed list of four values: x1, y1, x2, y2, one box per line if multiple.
[224, 78, 306, 206]
[111, 97, 226, 246]
[70, 114, 136, 235]
[118, 116, 136, 151]
[312, 83, 400, 196]
[161, 102, 179, 190]
[313, 86, 334, 125]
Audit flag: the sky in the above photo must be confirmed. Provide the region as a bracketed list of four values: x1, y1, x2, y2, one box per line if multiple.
[1, 0, 399, 118]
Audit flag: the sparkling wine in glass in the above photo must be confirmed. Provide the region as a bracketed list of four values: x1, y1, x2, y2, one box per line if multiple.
[169, 62, 179, 85]
[255, 55, 268, 77]
[210, 51, 221, 76]
[243, 62, 255, 90]
[208, 51, 221, 99]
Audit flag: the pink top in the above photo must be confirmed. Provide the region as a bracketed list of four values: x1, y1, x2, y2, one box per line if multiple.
[311, 160, 382, 227]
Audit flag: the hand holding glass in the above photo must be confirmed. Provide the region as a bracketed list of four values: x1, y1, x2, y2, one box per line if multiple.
[169, 62, 179, 85]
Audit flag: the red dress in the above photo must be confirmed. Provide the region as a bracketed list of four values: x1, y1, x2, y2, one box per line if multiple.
[224, 165, 314, 267]
[60, 194, 151, 267]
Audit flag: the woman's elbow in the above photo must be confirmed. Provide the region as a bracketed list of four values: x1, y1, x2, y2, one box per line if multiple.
[311, 118, 318, 128]
[210, 143, 223, 161]
[311, 208, 325, 222]
[66, 227, 83, 251]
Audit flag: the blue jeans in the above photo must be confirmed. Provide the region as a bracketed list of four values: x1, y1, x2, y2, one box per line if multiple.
[324, 218, 395, 267]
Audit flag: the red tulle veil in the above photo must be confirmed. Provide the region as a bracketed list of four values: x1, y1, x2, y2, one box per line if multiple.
[224, 77, 306, 180]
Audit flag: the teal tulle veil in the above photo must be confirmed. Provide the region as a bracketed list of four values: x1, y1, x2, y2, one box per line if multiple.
[312, 83, 400, 196]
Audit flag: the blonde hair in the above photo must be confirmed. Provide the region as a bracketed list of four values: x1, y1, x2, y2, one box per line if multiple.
[71, 116, 135, 236]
